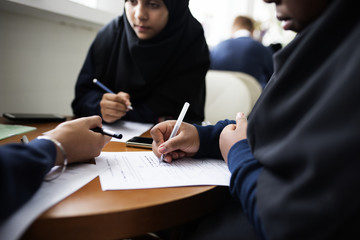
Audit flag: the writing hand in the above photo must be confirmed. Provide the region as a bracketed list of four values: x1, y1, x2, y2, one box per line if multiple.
[150, 120, 200, 163]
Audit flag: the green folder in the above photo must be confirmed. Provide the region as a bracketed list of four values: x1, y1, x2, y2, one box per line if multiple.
[0, 124, 37, 140]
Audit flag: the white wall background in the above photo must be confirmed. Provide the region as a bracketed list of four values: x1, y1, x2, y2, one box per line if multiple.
[0, 0, 120, 115]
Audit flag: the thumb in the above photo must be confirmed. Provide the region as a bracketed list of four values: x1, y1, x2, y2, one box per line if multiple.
[158, 135, 182, 155]
[236, 112, 247, 128]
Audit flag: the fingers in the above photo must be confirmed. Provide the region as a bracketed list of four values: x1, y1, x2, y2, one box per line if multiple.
[162, 150, 186, 163]
[100, 93, 131, 122]
[151, 122, 172, 144]
[84, 116, 112, 144]
[218, 113, 248, 164]
[159, 135, 185, 155]
[84, 115, 103, 129]
[103, 92, 131, 111]
[152, 121, 174, 141]
[101, 109, 126, 123]
[101, 94, 129, 111]
[151, 121, 199, 163]
[159, 123, 199, 163]
[64, 116, 103, 132]
[235, 112, 248, 138]
[150, 121, 176, 158]
[117, 92, 132, 110]
[225, 123, 236, 132]
[72, 115, 111, 146]
[236, 112, 247, 125]
[236, 112, 247, 124]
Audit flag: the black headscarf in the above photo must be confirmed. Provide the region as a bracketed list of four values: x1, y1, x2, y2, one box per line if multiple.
[91, 0, 209, 123]
[248, 0, 360, 239]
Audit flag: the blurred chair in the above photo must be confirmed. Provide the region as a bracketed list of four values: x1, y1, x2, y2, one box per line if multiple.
[204, 70, 262, 124]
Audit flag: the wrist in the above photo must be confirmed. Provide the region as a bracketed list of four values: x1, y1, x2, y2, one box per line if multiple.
[37, 136, 68, 180]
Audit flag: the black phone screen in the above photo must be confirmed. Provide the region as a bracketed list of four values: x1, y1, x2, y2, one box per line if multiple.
[126, 137, 153, 149]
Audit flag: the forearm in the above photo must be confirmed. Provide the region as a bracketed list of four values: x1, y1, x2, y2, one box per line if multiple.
[228, 140, 266, 239]
[194, 119, 235, 159]
[0, 139, 56, 221]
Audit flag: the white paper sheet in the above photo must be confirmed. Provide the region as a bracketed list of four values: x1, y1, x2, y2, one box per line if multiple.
[0, 162, 107, 240]
[103, 120, 154, 142]
[97, 151, 230, 190]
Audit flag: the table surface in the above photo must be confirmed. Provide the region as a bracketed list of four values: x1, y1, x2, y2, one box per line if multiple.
[0, 118, 227, 240]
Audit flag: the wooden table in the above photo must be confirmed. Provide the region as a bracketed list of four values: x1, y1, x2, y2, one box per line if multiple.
[0, 118, 227, 240]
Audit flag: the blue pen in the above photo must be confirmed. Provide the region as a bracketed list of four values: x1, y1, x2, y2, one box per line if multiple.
[93, 79, 133, 110]
[93, 78, 114, 94]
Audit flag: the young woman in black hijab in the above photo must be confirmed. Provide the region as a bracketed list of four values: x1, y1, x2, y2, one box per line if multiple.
[72, 0, 209, 124]
[151, 0, 360, 239]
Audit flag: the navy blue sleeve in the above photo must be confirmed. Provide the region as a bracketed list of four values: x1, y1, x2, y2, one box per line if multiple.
[191, 121, 267, 238]
[194, 119, 235, 159]
[0, 139, 56, 221]
[228, 139, 267, 240]
[71, 45, 104, 117]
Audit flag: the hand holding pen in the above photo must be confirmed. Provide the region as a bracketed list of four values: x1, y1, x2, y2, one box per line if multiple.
[150, 102, 200, 163]
[91, 127, 122, 140]
[93, 79, 133, 110]
[93, 79, 133, 123]
[159, 102, 190, 162]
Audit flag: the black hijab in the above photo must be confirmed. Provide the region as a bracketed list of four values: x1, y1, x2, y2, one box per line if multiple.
[248, 0, 360, 239]
[91, 0, 209, 123]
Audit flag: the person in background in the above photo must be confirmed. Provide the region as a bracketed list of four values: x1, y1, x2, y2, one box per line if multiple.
[72, 0, 209, 125]
[0, 116, 111, 222]
[151, 0, 360, 239]
[210, 15, 273, 89]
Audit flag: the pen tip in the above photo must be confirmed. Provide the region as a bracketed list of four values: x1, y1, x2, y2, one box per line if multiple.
[93, 79, 97, 83]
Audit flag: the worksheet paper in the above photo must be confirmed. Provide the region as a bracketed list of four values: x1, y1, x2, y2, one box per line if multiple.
[97, 151, 231, 190]
[103, 120, 154, 142]
[0, 162, 106, 240]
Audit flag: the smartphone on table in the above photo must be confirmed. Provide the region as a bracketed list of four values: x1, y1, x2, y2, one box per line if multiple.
[3, 113, 66, 122]
[126, 136, 153, 149]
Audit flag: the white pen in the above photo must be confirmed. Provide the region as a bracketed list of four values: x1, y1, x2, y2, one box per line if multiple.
[160, 102, 190, 163]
